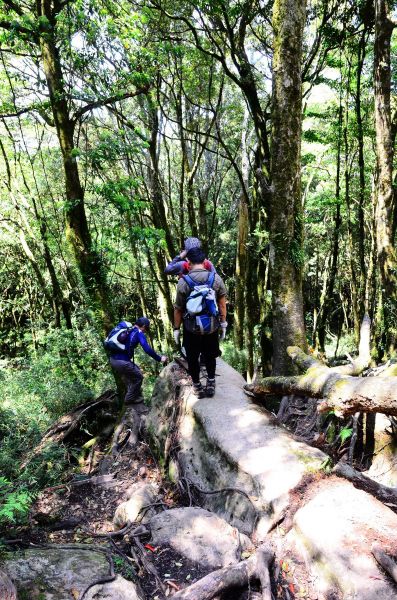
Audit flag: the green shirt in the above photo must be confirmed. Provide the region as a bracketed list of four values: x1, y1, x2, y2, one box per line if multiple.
[174, 268, 227, 310]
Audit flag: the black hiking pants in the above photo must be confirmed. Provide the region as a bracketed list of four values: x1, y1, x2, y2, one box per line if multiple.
[183, 328, 219, 384]
[109, 357, 143, 403]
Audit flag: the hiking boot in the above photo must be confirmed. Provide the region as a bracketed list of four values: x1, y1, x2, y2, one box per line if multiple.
[125, 395, 144, 405]
[192, 382, 205, 399]
[206, 378, 216, 398]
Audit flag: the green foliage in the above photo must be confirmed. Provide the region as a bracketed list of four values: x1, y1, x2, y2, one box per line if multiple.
[0, 477, 32, 525]
[221, 341, 248, 374]
[112, 554, 137, 580]
[339, 427, 353, 443]
[0, 326, 113, 527]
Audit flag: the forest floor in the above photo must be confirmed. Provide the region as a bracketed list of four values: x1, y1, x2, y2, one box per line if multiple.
[1, 402, 219, 598]
[3, 360, 397, 599]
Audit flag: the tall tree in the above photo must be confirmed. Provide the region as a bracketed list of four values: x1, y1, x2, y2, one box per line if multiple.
[270, 0, 308, 374]
[374, 0, 396, 314]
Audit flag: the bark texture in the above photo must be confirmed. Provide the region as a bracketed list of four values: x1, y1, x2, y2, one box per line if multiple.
[244, 317, 397, 417]
[270, 0, 308, 375]
[374, 0, 396, 299]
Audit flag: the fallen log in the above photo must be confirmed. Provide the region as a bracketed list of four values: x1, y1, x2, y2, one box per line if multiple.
[0, 569, 17, 600]
[21, 391, 117, 468]
[171, 545, 273, 600]
[245, 346, 397, 417]
[333, 463, 397, 507]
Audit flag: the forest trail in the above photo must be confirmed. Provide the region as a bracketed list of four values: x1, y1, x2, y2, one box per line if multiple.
[148, 359, 397, 599]
[3, 359, 397, 599]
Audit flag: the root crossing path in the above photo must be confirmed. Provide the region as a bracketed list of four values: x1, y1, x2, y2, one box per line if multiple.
[147, 358, 397, 599]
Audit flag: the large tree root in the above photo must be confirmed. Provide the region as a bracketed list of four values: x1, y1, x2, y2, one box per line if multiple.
[334, 463, 397, 507]
[171, 545, 274, 600]
[110, 406, 140, 456]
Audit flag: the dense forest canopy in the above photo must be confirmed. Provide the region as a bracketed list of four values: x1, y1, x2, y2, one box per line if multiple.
[0, 0, 397, 370]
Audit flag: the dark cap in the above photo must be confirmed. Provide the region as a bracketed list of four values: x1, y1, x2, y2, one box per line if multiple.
[136, 317, 150, 329]
[186, 247, 206, 264]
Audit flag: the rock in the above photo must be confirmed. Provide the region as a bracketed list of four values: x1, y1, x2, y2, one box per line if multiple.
[148, 506, 254, 568]
[366, 414, 397, 486]
[114, 482, 158, 529]
[148, 359, 326, 539]
[1, 545, 111, 600]
[289, 477, 397, 599]
[85, 574, 143, 599]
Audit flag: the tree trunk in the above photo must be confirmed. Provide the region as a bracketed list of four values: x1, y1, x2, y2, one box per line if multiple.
[234, 109, 250, 350]
[374, 0, 396, 300]
[317, 99, 342, 351]
[270, 0, 307, 375]
[38, 5, 113, 333]
[356, 29, 367, 284]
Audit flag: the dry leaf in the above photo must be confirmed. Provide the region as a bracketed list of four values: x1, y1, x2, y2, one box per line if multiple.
[71, 589, 79, 600]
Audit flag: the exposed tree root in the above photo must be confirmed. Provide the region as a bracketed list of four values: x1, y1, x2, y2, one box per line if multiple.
[21, 390, 117, 468]
[110, 406, 140, 456]
[171, 544, 274, 600]
[333, 463, 397, 507]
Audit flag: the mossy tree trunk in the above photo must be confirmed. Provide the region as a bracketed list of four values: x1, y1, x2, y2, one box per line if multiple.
[270, 0, 308, 375]
[234, 108, 250, 351]
[374, 0, 396, 326]
[38, 2, 114, 334]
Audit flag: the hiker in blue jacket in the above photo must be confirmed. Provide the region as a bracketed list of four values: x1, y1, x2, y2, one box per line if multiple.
[109, 317, 168, 404]
[165, 237, 216, 278]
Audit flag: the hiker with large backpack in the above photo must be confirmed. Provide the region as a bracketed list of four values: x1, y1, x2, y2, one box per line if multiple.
[173, 247, 227, 398]
[165, 237, 216, 278]
[105, 317, 168, 405]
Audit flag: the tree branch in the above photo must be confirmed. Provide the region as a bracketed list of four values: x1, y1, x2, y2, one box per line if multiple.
[71, 86, 150, 123]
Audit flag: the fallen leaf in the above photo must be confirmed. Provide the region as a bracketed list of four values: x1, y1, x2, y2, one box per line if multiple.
[144, 544, 156, 552]
[241, 552, 252, 559]
[186, 574, 191, 580]
[289, 582, 295, 594]
[282, 561, 289, 572]
[174, 562, 183, 567]
[71, 589, 79, 600]
[164, 573, 171, 578]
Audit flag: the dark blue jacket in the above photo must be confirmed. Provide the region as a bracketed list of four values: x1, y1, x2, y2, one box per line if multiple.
[111, 327, 161, 362]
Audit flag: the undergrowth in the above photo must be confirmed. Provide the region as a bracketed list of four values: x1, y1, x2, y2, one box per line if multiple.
[0, 325, 113, 528]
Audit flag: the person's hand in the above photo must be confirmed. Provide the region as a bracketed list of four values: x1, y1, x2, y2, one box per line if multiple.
[173, 329, 180, 345]
[220, 322, 228, 341]
[179, 249, 187, 259]
[160, 355, 168, 364]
